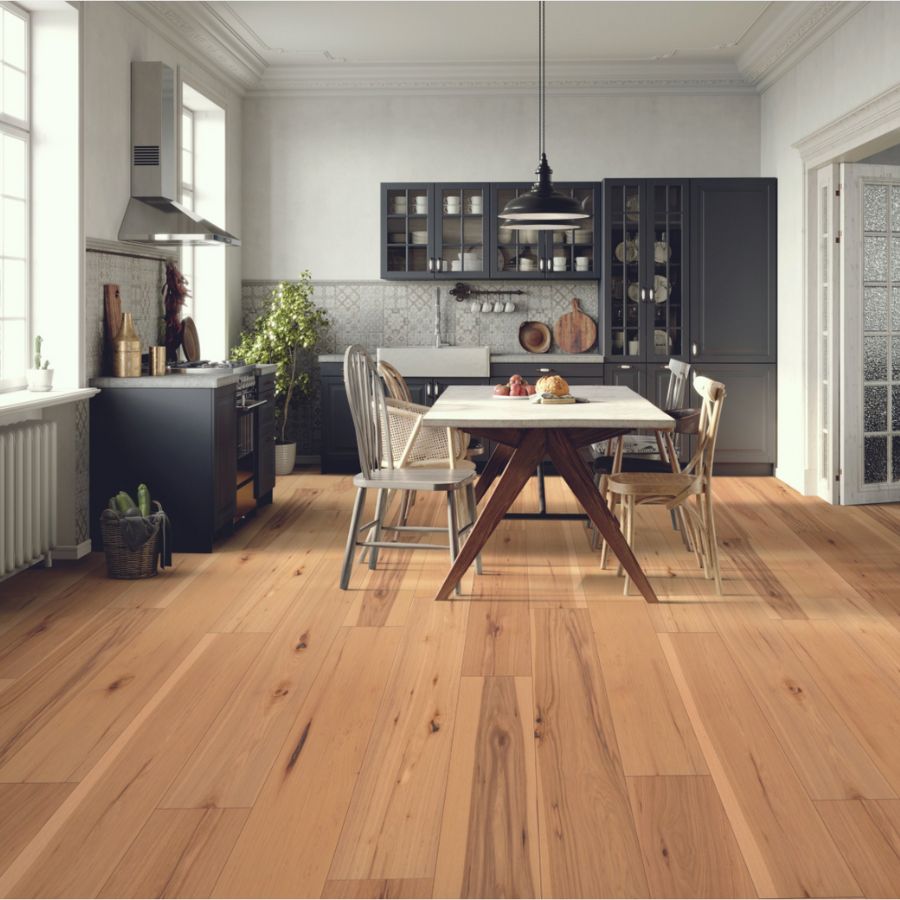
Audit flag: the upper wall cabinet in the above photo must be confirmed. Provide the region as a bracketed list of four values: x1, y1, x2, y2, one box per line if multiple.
[603, 179, 689, 363]
[381, 183, 491, 280]
[689, 178, 777, 363]
[489, 183, 600, 280]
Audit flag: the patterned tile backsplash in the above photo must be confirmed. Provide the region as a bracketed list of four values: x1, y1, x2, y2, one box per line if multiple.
[85, 250, 166, 379]
[242, 279, 601, 457]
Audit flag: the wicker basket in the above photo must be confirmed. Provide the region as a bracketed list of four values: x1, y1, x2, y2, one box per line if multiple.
[101, 501, 163, 580]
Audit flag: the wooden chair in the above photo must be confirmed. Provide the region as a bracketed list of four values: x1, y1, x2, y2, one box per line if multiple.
[605, 375, 726, 595]
[340, 346, 479, 595]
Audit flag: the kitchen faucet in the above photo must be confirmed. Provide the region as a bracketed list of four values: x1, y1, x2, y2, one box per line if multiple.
[434, 285, 443, 348]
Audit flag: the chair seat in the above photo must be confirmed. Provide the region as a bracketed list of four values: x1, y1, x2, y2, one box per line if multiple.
[606, 471, 701, 498]
[593, 455, 676, 475]
[353, 467, 477, 492]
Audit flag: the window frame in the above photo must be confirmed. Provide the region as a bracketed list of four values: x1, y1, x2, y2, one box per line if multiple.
[0, 0, 30, 393]
[179, 103, 195, 323]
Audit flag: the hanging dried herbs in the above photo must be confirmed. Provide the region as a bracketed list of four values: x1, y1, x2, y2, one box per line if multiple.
[161, 261, 190, 362]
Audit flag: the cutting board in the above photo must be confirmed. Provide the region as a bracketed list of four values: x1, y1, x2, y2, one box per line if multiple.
[182, 317, 200, 362]
[103, 284, 123, 374]
[554, 298, 597, 353]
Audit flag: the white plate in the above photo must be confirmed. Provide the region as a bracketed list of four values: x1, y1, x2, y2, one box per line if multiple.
[654, 275, 670, 303]
[615, 240, 639, 263]
[654, 241, 671, 263]
[493, 392, 531, 399]
[627, 282, 640, 302]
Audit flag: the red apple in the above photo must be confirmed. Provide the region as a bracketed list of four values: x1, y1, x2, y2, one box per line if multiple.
[525, 384, 536, 395]
[509, 374, 524, 385]
[494, 383, 510, 396]
[510, 383, 526, 397]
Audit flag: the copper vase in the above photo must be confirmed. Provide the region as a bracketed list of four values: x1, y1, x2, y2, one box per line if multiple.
[113, 313, 141, 377]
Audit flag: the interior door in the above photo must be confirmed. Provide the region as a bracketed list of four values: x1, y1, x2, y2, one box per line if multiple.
[839, 163, 900, 503]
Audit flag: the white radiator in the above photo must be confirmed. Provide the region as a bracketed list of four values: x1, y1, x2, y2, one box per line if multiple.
[0, 421, 57, 578]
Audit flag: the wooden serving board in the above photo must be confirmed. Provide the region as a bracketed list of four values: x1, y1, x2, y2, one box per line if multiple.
[103, 284, 123, 374]
[554, 298, 597, 353]
[182, 316, 200, 362]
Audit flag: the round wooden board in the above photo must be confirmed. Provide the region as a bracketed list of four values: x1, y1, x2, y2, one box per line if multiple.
[554, 298, 597, 353]
[182, 317, 200, 362]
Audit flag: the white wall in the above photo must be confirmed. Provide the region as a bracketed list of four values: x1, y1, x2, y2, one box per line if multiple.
[242, 91, 760, 280]
[761, 2, 900, 492]
[81, 2, 244, 351]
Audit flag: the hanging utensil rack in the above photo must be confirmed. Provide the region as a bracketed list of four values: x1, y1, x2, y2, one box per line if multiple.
[449, 282, 526, 302]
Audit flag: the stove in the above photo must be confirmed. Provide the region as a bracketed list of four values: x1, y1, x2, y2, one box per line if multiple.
[169, 360, 257, 376]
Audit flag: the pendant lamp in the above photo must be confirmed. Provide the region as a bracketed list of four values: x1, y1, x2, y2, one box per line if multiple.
[500, 1, 588, 228]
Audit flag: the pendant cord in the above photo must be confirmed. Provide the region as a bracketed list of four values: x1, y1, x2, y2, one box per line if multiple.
[539, 0, 545, 160]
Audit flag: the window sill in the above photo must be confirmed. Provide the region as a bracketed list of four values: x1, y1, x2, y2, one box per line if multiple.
[0, 387, 99, 425]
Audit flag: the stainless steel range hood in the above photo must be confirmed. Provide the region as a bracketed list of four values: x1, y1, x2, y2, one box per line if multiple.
[118, 62, 239, 247]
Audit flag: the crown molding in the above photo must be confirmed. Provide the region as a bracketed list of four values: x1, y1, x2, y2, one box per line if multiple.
[249, 60, 754, 98]
[124, 1, 266, 93]
[737, 1, 864, 91]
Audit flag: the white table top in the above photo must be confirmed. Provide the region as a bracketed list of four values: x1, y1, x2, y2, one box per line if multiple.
[424, 385, 673, 430]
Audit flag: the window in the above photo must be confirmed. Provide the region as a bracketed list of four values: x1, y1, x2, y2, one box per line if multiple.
[0, 2, 28, 389]
[180, 105, 195, 321]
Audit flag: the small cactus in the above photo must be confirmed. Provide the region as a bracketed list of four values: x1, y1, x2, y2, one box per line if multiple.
[32, 335, 49, 370]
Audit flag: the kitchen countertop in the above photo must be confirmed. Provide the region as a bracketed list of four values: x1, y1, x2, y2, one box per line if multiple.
[317, 352, 604, 365]
[91, 364, 276, 390]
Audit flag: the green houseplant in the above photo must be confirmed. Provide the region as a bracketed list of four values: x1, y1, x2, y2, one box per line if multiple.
[233, 271, 328, 475]
[26, 335, 53, 392]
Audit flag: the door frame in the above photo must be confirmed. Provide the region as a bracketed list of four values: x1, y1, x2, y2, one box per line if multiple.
[796, 82, 900, 499]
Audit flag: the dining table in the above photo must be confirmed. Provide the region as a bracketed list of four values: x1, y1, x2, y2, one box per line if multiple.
[423, 384, 674, 604]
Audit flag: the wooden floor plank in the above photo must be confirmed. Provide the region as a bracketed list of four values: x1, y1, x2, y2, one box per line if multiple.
[815, 800, 900, 898]
[0, 783, 75, 875]
[589, 601, 707, 777]
[627, 775, 756, 898]
[320, 878, 433, 899]
[328, 598, 469, 881]
[98, 808, 250, 898]
[662, 632, 861, 898]
[3, 632, 265, 898]
[433, 677, 540, 898]
[531, 607, 649, 898]
[212, 628, 401, 899]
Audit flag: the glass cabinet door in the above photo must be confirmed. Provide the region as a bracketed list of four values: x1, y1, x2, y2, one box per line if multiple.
[434, 183, 490, 279]
[546, 184, 598, 279]
[646, 181, 688, 362]
[605, 181, 644, 359]
[490, 184, 543, 278]
[382, 184, 433, 279]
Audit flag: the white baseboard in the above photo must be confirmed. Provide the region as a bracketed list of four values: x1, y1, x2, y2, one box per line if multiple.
[52, 539, 93, 561]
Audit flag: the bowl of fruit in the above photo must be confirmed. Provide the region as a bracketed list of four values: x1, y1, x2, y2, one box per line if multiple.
[493, 374, 537, 399]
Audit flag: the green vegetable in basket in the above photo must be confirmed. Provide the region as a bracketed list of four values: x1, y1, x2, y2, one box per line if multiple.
[137, 484, 151, 517]
[108, 496, 119, 514]
[115, 491, 137, 514]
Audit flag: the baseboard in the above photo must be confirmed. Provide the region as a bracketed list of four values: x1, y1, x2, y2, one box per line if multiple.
[297, 454, 320, 465]
[52, 539, 93, 561]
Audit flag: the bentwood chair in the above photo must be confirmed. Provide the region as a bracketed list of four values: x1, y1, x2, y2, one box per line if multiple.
[606, 375, 727, 595]
[340, 346, 478, 594]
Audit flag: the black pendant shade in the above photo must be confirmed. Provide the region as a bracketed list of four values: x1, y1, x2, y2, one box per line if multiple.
[500, 2, 588, 229]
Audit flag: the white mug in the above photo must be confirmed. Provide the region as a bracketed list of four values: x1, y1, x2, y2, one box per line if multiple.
[504, 300, 516, 313]
[481, 301, 493, 313]
[470, 301, 479, 313]
[414, 197, 427, 213]
[469, 196, 483, 214]
[553, 256, 567, 271]
[628, 340, 640, 355]
[445, 197, 460, 210]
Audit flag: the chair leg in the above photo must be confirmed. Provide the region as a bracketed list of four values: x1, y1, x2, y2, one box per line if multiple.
[704, 489, 723, 595]
[340, 487, 367, 590]
[623, 496, 636, 595]
[536, 462, 546, 514]
[465, 482, 483, 575]
[399, 490, 413, 526]
[446, 490, 462, 597]
[368, 489, 388, 570]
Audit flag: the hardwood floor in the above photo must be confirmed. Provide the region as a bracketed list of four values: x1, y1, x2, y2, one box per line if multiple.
[0, 471, 899, 898]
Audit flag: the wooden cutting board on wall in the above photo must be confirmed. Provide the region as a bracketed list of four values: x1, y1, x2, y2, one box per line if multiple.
[554, 298, 597, 353]
[103, 284, 123, 374]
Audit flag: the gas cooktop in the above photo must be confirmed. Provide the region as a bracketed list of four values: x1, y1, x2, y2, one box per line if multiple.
[170, 360, 257, 376]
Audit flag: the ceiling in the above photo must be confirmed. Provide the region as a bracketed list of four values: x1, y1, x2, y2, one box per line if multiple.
[223, 1, 775, 66]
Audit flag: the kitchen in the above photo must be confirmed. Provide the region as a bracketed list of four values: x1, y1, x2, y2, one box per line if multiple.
[0, 2, 899, 898]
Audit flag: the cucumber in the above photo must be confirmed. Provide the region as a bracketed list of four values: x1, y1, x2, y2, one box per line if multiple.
[137, 484, 151, 517]
[123, 506, 142, 518]
[115, 492, 137, 514]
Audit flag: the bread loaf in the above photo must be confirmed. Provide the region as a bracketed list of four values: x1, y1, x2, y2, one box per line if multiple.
[535, 374, 570, 396]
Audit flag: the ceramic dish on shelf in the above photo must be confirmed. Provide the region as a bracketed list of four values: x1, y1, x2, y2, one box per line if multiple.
[411, 231, 428, 244]
[654, 241, 671, 263]
[388, 232, 408, 243]
[654, 275, 670, 302]
[615, 240, 639, 263]
[518, 321, 551, 353]
[627, 283, 640, 302]
[654, 329, 672, 354]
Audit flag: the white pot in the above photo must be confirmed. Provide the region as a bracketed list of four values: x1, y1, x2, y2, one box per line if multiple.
[274, 441, 296, 476]
[26, 368, 54, 392]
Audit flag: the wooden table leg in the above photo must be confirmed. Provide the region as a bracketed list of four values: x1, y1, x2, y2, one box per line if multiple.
[475, 441, 513, 501]
[435, 430, 545, 601]
[547, 429, 660, 604]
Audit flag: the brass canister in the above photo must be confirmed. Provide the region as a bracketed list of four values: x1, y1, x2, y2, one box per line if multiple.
[112, 313, 141, 377]
[148, 345, 167, 376]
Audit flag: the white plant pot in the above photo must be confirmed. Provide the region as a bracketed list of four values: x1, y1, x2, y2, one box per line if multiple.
[26, 368, 54, 392]
[275, 441, 297, 476]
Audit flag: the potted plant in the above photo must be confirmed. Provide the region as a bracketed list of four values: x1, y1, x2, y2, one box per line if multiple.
[26, 336, 53, 392]
[233, 271, 329, 475]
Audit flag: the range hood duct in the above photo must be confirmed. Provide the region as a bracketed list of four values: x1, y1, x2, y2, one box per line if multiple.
[118, 62, 239, 247]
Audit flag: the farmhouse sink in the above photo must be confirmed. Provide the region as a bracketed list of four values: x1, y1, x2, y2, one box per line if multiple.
[376, 346, 491, 378]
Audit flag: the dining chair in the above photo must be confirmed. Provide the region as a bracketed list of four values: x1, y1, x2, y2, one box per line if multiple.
[605, 375, 727, 595]
[340, 346, 479, 594]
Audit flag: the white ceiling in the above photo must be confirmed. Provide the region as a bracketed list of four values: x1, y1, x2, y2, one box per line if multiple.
[223, 1, 776, 67]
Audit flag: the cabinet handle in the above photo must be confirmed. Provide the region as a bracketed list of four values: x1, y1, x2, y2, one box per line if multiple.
[648, 288, 654, 302]
[692, 342, 698, 356]
[641, 288, 646, 302]
[426, 382, 432, 398]
[620, 364, 632, 370]
[427, 258, 433, 272]
[539, 367, 550, 373]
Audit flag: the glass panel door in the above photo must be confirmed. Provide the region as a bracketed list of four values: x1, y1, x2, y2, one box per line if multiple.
[435, 183, 489, 278]
[646, 181, 687, 361]
[384, 185, 431, 277]
[547, 184, 596, 279]
[491, 184, 541, 278]
[606, 181, 643, 358]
